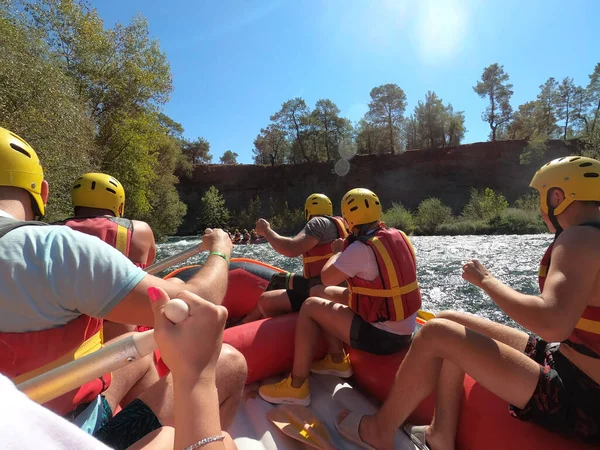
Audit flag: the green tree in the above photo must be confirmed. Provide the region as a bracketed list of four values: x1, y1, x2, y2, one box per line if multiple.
[416, 198, 452, 234]
[366, 83, 407, 154]
[198, 186, 230, 229]
[252, 124, 289, 166]
[505, 101, 539, 140]
[237, 195, 262, 230]
[219, 150, 239, 164]
[588, 63, 600, 133]
[183, 138, 212, 164]
[520, 137, 549, 164]
[270, 98, 311, 163]
[0, 6, 96, 221]
[536, 78, 560, 138]
[462, 188, 508, 221]
[473, 63, 513, 141]
[356, 119, 386, 154]
[571, 86, 591, 134]
[311, 99, 352, 162]
[557, 77, 577, 140]
[410, 92, 466, 149]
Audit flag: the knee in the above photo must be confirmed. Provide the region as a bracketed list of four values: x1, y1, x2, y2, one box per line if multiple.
[413, 318, 456, 347]
[309, 284, 326, 297]
[218, 344, 248, 389]
[257, 293, 271, 316]
[435, 310, 464, 322]
[299, 296, 320, 316]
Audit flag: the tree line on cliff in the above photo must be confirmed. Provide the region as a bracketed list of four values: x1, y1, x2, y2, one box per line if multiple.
[250, 62, 600, 166]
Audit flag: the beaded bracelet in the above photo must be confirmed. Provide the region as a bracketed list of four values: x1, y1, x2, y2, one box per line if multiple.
[184, 435, 225, 450]
[209, 251, 230, 266]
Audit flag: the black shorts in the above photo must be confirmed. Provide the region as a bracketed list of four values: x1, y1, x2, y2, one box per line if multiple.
[509, 336, 600, 444]
[286, 274, 319, 312]
[93, 398, 162, 450]
[349, 314, 412, 355]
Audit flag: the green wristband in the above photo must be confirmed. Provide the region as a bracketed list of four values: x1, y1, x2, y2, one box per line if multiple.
[209, 251, 230, 266]
[285, 272, 291, 290]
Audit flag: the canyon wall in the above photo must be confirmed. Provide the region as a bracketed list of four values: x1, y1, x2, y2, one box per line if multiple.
[178, 140, 579, 230]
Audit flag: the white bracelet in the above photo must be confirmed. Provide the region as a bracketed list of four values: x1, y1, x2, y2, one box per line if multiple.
[184, 435, 225, 450]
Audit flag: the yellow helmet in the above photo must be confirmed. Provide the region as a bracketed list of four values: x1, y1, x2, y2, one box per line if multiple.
[304, 193, 333, 220]
[530, 156, 600, 216]
[72, 173, 125, 217]
[341, 188, 382, 229]
[0, 127, 45, 217]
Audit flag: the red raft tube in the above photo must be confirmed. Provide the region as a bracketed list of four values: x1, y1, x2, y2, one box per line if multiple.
[168, 261, 595, 450]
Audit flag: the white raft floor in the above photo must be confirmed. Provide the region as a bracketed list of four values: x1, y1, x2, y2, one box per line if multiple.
[229, 374, 417, 449]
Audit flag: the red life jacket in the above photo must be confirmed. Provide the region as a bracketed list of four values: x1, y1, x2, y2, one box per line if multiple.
[0, 218, 111, 415]
[61, 216, 133, 258]
[539, 234, 600, 359]
[345, 227, 421, 323]
[302, 216, 348, 278]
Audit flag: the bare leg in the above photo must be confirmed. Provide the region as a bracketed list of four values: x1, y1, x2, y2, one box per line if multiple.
[309, 286, 349, 305]
[340, 318, 540, 450]
[104, 341, 245, 430]
[435, 310, 529, 351]
[425, 360, 464, 450]
[239, 305, 263, 324]
[257, 289, 294, 317]
[291, 297, 355, 387]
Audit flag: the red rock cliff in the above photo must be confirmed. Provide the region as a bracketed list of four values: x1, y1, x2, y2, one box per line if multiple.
[178, 140, 578, 223]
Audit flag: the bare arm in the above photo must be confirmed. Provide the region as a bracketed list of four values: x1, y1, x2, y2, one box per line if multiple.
[321, 238, 348, 286]
[464, 228, 595, 341]
[149, 288, 228, 450]
[129, 220, 157, 266]
[256, 219, 317, 257]
[104, 229, 232, 326]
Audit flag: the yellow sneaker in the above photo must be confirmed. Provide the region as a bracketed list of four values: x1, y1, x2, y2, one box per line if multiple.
[310, 354, 353, 378]
[258, 375, 311, 406]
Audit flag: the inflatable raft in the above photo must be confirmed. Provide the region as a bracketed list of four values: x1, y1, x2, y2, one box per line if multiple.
[167, 260, 595, 450]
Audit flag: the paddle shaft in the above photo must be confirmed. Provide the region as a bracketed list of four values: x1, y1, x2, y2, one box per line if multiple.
[17, 330, 157, 405]
[145, 242, 204, 275]
[17, 300, 190, 405]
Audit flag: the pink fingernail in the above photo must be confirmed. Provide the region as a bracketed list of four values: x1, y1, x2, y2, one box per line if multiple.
[148, 287, 160, 303]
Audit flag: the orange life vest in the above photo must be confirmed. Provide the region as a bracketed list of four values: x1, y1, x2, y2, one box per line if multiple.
[345, 227, 421, 323]
[539, 229, 600, 359]
[0, 219, 111, 415]
[61, 216, 133, 258]
[302, 216, 348, 278]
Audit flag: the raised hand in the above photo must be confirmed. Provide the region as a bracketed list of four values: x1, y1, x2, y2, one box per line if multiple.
[255, 218, 271, 236]
[462, 259, 492, 289]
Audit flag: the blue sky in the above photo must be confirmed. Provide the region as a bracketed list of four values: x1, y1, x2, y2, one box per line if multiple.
[91, 0, 600, 164]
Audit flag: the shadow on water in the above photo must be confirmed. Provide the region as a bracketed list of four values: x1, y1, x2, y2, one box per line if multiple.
[156, 233, 553, 327]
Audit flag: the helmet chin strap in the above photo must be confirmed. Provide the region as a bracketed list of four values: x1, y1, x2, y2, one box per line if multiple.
[546, 190, 563, 238]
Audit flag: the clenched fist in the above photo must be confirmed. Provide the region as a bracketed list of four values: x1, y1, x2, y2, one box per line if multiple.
[462, 259, 492, 289]
[255, 218, 271, 236]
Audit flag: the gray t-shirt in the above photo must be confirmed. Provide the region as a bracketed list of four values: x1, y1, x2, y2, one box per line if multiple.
[303, 216, 341, 244]
[0, 222, 145, 332]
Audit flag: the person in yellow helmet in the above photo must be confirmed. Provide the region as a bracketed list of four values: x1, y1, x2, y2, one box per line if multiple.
[241, 193, 348, 325]
[56, 173, 157, 269]
[259, 188, 421, 407]
[331, 157, 600, 450]
[0, 127, 246, 448]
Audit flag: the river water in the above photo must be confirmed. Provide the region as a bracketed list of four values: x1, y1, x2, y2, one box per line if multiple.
[157, 234, 554, 327]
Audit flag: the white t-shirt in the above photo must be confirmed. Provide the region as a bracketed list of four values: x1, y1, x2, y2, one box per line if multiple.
[0, 374, 112, 449]
[334, 239, 417, 336]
